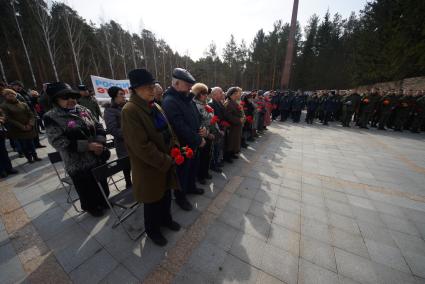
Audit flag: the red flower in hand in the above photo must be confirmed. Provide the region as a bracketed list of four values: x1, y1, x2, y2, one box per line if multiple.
[175, 155, 185, 165]
[171, 147, 181, 158]
[220, 121, 231, 128]
[210, 115, 220, 125]
[205, 105, 214, 113]
[185, 147, 194, 159]
[246, 115, 253, 123]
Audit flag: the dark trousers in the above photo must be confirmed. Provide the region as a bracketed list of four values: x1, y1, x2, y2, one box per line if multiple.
[323, 111, 331, 125]
[144, 189, 172, 235]
[70, 170, 109, 212]
[378, 112, 391, 129]
[175, 150, 199, 200]
[16, 139, 36, 159]
[305, 110, 316, 124]
[342, 109, 354, 126]
[291, 110, 301, 122]
[0, 137, 13, 173]
[211, 140, 223, 169]
[359, 112, 371, 128]
[198, 139, 212, 180]
[280, 110, 290, 121]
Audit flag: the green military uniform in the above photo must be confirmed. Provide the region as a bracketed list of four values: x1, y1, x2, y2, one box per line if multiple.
[394, 95, 411, 131]
[341, 93, 361, 127]
[358, 92, 380, 128]
[410, 95, 425, 133]
[377, 93, 397, 130]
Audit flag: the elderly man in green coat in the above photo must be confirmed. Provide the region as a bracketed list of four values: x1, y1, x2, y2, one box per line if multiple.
[122, 68, 181, 247]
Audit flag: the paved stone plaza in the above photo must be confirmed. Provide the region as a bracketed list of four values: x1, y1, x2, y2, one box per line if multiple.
[1, 120, 425, 284]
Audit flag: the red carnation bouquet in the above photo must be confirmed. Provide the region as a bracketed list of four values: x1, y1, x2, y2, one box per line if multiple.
[210, 115, 220, 125]
[246, 115, 254, 124]
[220, 120, 231, 128]
[205, 105, 214, 113]
[170, 145, 194, 165]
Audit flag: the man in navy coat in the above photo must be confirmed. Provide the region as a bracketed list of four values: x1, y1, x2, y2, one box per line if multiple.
[162, 68, 206, 211]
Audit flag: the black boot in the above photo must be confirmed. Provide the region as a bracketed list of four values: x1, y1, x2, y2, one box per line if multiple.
[176, 198, 193, 211]
[147, 231, 168, 247]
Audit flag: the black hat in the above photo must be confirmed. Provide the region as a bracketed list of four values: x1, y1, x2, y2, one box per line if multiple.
[128, 68, 157, 89]
[77, 85, 88, 91]
[108, 86, 124, 99]
[172, 68, 196, 84]
[46, 82, 80, 100]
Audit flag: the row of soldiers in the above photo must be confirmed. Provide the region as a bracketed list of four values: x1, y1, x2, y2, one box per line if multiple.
[270, 88, 425, 133]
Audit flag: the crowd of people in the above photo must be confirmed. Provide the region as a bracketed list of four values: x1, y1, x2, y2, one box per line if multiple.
[1, 68, 424, 246]
[271, 88, 425, 132]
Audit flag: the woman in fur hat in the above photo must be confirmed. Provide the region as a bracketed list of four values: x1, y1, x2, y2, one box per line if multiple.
[44, 82, 110, 217]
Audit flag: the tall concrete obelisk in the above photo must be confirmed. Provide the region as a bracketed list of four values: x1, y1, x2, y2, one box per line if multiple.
[281, 0, 299, 89]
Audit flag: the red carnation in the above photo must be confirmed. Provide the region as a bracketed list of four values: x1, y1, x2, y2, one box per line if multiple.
[171, 147, 181, 158]
[175, 155, 185, 165]
[240, 101, 245, 106]
[205, 105, 214, 113]
[246, 115, 253, 123]
[210, 115, 219, 125]
[220, 120, 231, 128]
[272, 104, 278, 110]
[185, 148, 194, 159]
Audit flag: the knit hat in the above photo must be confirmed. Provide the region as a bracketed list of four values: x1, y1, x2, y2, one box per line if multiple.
[108, 86, 124, 99]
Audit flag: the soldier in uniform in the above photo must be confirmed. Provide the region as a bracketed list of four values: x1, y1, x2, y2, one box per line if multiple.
[394, 89, 412, 131]
[410, 91, 425, 133]
[279, 92, 292, 122]
[291, 92, 305, 123]
[341, 90, 361, 127]
[305, 92, 319, 124]
[358, 88, 380, 129]
[377, 89, 397, 130]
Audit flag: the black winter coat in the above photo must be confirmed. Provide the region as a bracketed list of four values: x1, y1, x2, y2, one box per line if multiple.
[104, 102, 128, 158]
[162, 87, 202, 150]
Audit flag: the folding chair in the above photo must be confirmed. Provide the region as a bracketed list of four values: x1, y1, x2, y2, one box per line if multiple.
[91, 157, 144, 240]
[47, 152, 82, 212]
[105, 138, 126, 192]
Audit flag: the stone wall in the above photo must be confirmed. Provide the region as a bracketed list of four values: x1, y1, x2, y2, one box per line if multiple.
[356, 76, 425, 92]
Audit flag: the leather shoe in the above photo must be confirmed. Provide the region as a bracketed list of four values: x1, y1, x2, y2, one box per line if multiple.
[163, 221, 181, 231]
[210, 167, 222, 173]
[147, 231, 168, 247]
[176, 198, 193, 211]
[36, 144, 47, 148]
[7, 169, 18, 175]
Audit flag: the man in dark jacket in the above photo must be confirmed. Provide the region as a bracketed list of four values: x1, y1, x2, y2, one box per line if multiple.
[291, 92, 306, 123]
[341, 90, 361, 127]
[279, 92, 293, 122]
[305, 93, 319, 124]
[162, 68, 206, 211]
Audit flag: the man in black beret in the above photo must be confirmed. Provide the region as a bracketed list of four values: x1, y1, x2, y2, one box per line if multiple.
[162, 68, 206, 211]
[77, 84, 102, 121]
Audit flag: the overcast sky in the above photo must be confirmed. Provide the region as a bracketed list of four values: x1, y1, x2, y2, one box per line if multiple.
[61, 0, 367, 60]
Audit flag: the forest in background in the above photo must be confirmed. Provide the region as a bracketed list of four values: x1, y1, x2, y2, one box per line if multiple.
[0, 0, 424, 91]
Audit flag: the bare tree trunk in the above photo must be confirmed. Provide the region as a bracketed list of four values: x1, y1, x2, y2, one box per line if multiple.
[141, 33, 147, 68]
[90, 47, 100, 76]
[129, 35, 137, 69]
[103, 28, 115, 79]
[119, 33, 127, 77]
[63, 9, 84, 84]
[0, 56, 7, 83]
[161, 51, 166, 85]
[153, 44, 158, 79]
[10, 0, 36, 86]
[33, 1, 59, 81]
